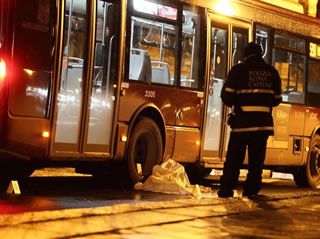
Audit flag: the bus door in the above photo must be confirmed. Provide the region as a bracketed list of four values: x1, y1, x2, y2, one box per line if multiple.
[201, 14, 251, 165]
[51, 0, 120, 157]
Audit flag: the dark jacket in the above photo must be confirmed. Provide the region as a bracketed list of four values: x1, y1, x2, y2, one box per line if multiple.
[221, 55, 282, 135]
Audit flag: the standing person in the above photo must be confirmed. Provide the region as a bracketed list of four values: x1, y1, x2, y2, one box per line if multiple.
[218, 42, 282, 198]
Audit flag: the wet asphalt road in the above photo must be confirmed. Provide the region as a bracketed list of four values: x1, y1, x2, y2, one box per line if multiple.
[1, 168, 320, 238]
[0, 168, 316, 214]
[0, 168, 196, 214]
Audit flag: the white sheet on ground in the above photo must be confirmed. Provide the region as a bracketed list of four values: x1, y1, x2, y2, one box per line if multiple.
[134, 159, 212, 197]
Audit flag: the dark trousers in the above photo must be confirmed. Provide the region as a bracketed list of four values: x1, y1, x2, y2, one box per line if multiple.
[219, 131, 269, 196]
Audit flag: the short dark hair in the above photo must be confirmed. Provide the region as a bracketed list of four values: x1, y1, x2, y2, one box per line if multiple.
[244, 42, 262, 57]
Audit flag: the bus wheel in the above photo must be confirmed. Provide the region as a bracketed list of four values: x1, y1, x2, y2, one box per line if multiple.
[306, 134, 320, 189]
[293, 167, 309, 187]
[127, 117, 163, 184]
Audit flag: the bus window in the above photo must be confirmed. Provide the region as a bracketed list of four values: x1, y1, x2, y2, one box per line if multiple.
[0, 3, 3, 50]
[55, 0, 88, 144]
[255, 25, 271, 64]
[180, 6, 203, 88]
[9, 0, 53, 117]
[232, 27, 248, 65]
[203, 23, 228, 152]
[307, 60, 320, 107]
[273, 33, 306, 104]
[274, 32, 306, 52]
[307, 42, 320, 107]
[86, 1, 119, 147]
[211, 27, 227, 81]
[130, 1, 177, 85]
[133, 0, 177, 20]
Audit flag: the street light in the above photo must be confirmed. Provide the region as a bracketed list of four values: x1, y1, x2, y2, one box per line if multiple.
[214, 0, 234, 15]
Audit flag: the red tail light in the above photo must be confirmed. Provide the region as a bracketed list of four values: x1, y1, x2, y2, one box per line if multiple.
[0, 59, 6, 82]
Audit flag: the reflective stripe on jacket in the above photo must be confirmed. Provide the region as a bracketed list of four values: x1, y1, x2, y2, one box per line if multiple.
[221, 56, 282, 135]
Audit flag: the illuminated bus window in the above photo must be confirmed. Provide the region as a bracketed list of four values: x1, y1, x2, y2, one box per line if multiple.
[180, 6, 203, 88]
[307, 60, 320, 107]
[273, 32, 306, 104]
[55, 0, 88, 144]
[274, 31, 306, 53]
[255, 25, 271, 64]
[308, 42, 320, 107]
[273, 49, 305, 104]
[133, 0, 177, 20]
[211, 27, 227, 81]
[232, 27, 248, 65]
[86, 1, 119, 147]
[130, 17, 176, 85]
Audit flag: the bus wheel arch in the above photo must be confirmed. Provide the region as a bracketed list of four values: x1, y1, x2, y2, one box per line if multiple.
[126, 105, 165, 184]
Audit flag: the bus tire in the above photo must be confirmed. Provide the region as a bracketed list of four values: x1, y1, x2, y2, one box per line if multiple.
[127, 117, 163, 184]
[306, 134, 320, 189]
[293, 167, 309, 187]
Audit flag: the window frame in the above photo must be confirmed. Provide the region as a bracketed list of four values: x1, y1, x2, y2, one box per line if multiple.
[254, 24, 273, 64]
[9, 0, 54, 118]
[273, 44, 307, 105]
[254, 23, 309, 105]
[179, 3, 206, 90]
[125, 0, 205, 91]
[305, 37, 320, 107]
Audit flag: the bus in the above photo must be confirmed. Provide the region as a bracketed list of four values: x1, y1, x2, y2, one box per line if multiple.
[1, 0, 320, 189]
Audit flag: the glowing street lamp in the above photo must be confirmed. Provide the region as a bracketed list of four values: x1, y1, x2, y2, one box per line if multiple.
[214, 0, 235, 15]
